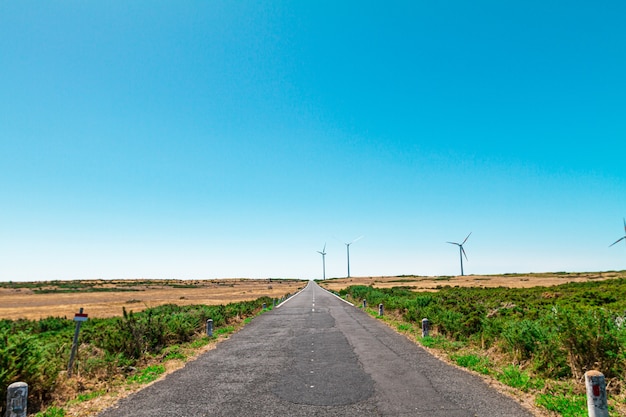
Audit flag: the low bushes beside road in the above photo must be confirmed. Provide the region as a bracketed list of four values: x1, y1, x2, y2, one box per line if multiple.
[341, 279, 626, 416]
[0, 297, 273, 415]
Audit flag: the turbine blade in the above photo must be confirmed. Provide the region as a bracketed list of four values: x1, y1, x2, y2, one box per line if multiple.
[610, 236, 626, 247]
[351, 235, 365, 244]
[447, 241, 460, 246]
[462, 232, 472, 245]
[323, 243, 326, 252]
[461, 246, 468, 261]
[623, 218, 626, 233]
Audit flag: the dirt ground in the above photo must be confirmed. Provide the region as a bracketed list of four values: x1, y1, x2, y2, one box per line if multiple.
[0, 279, 305, 320]
[1, 271, 624, 321]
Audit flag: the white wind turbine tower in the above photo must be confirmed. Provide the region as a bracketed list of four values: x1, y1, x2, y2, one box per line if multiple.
[447, 232, 472, 276]
[344, 236, 364, 278]
[317, 244, 327, 280]
[609, 218, 626, 249]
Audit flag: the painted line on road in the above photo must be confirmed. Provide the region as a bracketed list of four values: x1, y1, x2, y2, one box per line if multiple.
[275, 280, 312, 308]
[316, 284, 354, 306]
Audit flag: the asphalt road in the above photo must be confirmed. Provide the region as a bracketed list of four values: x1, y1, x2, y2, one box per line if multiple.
[97, 281, 534, 416]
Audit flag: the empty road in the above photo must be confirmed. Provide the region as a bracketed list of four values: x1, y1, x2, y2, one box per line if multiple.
[98, 281, 534, 416]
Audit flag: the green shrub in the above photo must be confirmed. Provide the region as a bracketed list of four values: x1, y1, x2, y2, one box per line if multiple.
[501, 319, 548, 361]
[0, 294, 274, 413]
[557, 308, 624, 378]
[0, 330, 62, 411]
[341, 277, 626, 413]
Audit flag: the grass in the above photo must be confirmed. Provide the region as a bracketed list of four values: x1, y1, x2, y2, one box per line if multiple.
[535, 393, 587, 417]
[67, 390, 106, 405]
[214, 325, 236, 336]
[420, 335, 466, 351]
[127, 364, 166, 384]
[396, 323, 412, 332]
[495, 365, 544, 391]
[34, 407, 66, 417]
[451, 353, 491, 375]
[163, 345, 187, 361]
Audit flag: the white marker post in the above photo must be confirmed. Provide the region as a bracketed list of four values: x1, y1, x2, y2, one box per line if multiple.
[206, 319, 213, 337]
[67, 308, 88, 377]
[6, 382, 28, 417]
[421, 318, 429, 338]
[378, 303, 384, 316]
[585, 370, 608, 417]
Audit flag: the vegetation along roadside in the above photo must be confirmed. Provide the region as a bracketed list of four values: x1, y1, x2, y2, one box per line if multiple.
[0, 295, 281, 416]
[337, 278, 626, 417]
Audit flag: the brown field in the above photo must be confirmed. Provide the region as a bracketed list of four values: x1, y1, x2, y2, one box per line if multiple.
[2, 271, 624, 321]
[0, 278, 305, 320]
[318, 270, 626, 292]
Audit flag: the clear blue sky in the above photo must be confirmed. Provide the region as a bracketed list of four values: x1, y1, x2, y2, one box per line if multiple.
[1, 1, 625, 281]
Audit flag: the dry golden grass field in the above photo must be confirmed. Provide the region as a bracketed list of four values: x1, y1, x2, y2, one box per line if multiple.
[317, 271, 626, 292]
[2, 271, 624, 320]
[0, 279, 305, 320]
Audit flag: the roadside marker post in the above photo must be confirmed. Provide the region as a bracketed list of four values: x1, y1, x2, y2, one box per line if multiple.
[422, 318, 429, 338]
[362, 300, 367, 308]
[206, 319, 213, 337]
[378, 303, 384, 316]
[67, 308, 88, 377]
[6, 381, 28, 417]
[585, 370, 608, 417]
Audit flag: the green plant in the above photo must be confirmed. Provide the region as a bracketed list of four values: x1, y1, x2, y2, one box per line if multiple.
[451, 353, 491, 375]
[419, 335, 465, 351]
[34, 406, 66, 417]
[190, 337, 210, 348]
[396, 323, 412, 332]
[496, 365, 544, 391]
[127, 364, 166, 384]
[163, 345, 187, 361]
[501, 319, 547, 361]
[215, 325, 236, 336]
[67, 390, 105, 405]
[535, 393, 586, 417]
[557, 308, 624, 378]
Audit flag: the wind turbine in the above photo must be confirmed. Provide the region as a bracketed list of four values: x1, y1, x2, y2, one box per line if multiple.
[609, 219, 626, 248]
[317, 244, 327, 280]
[447, 232, 471, 276]
[344, 236, 364, 278]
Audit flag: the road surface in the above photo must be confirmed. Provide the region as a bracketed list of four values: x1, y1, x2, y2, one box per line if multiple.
[98, 281, 534, 416]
